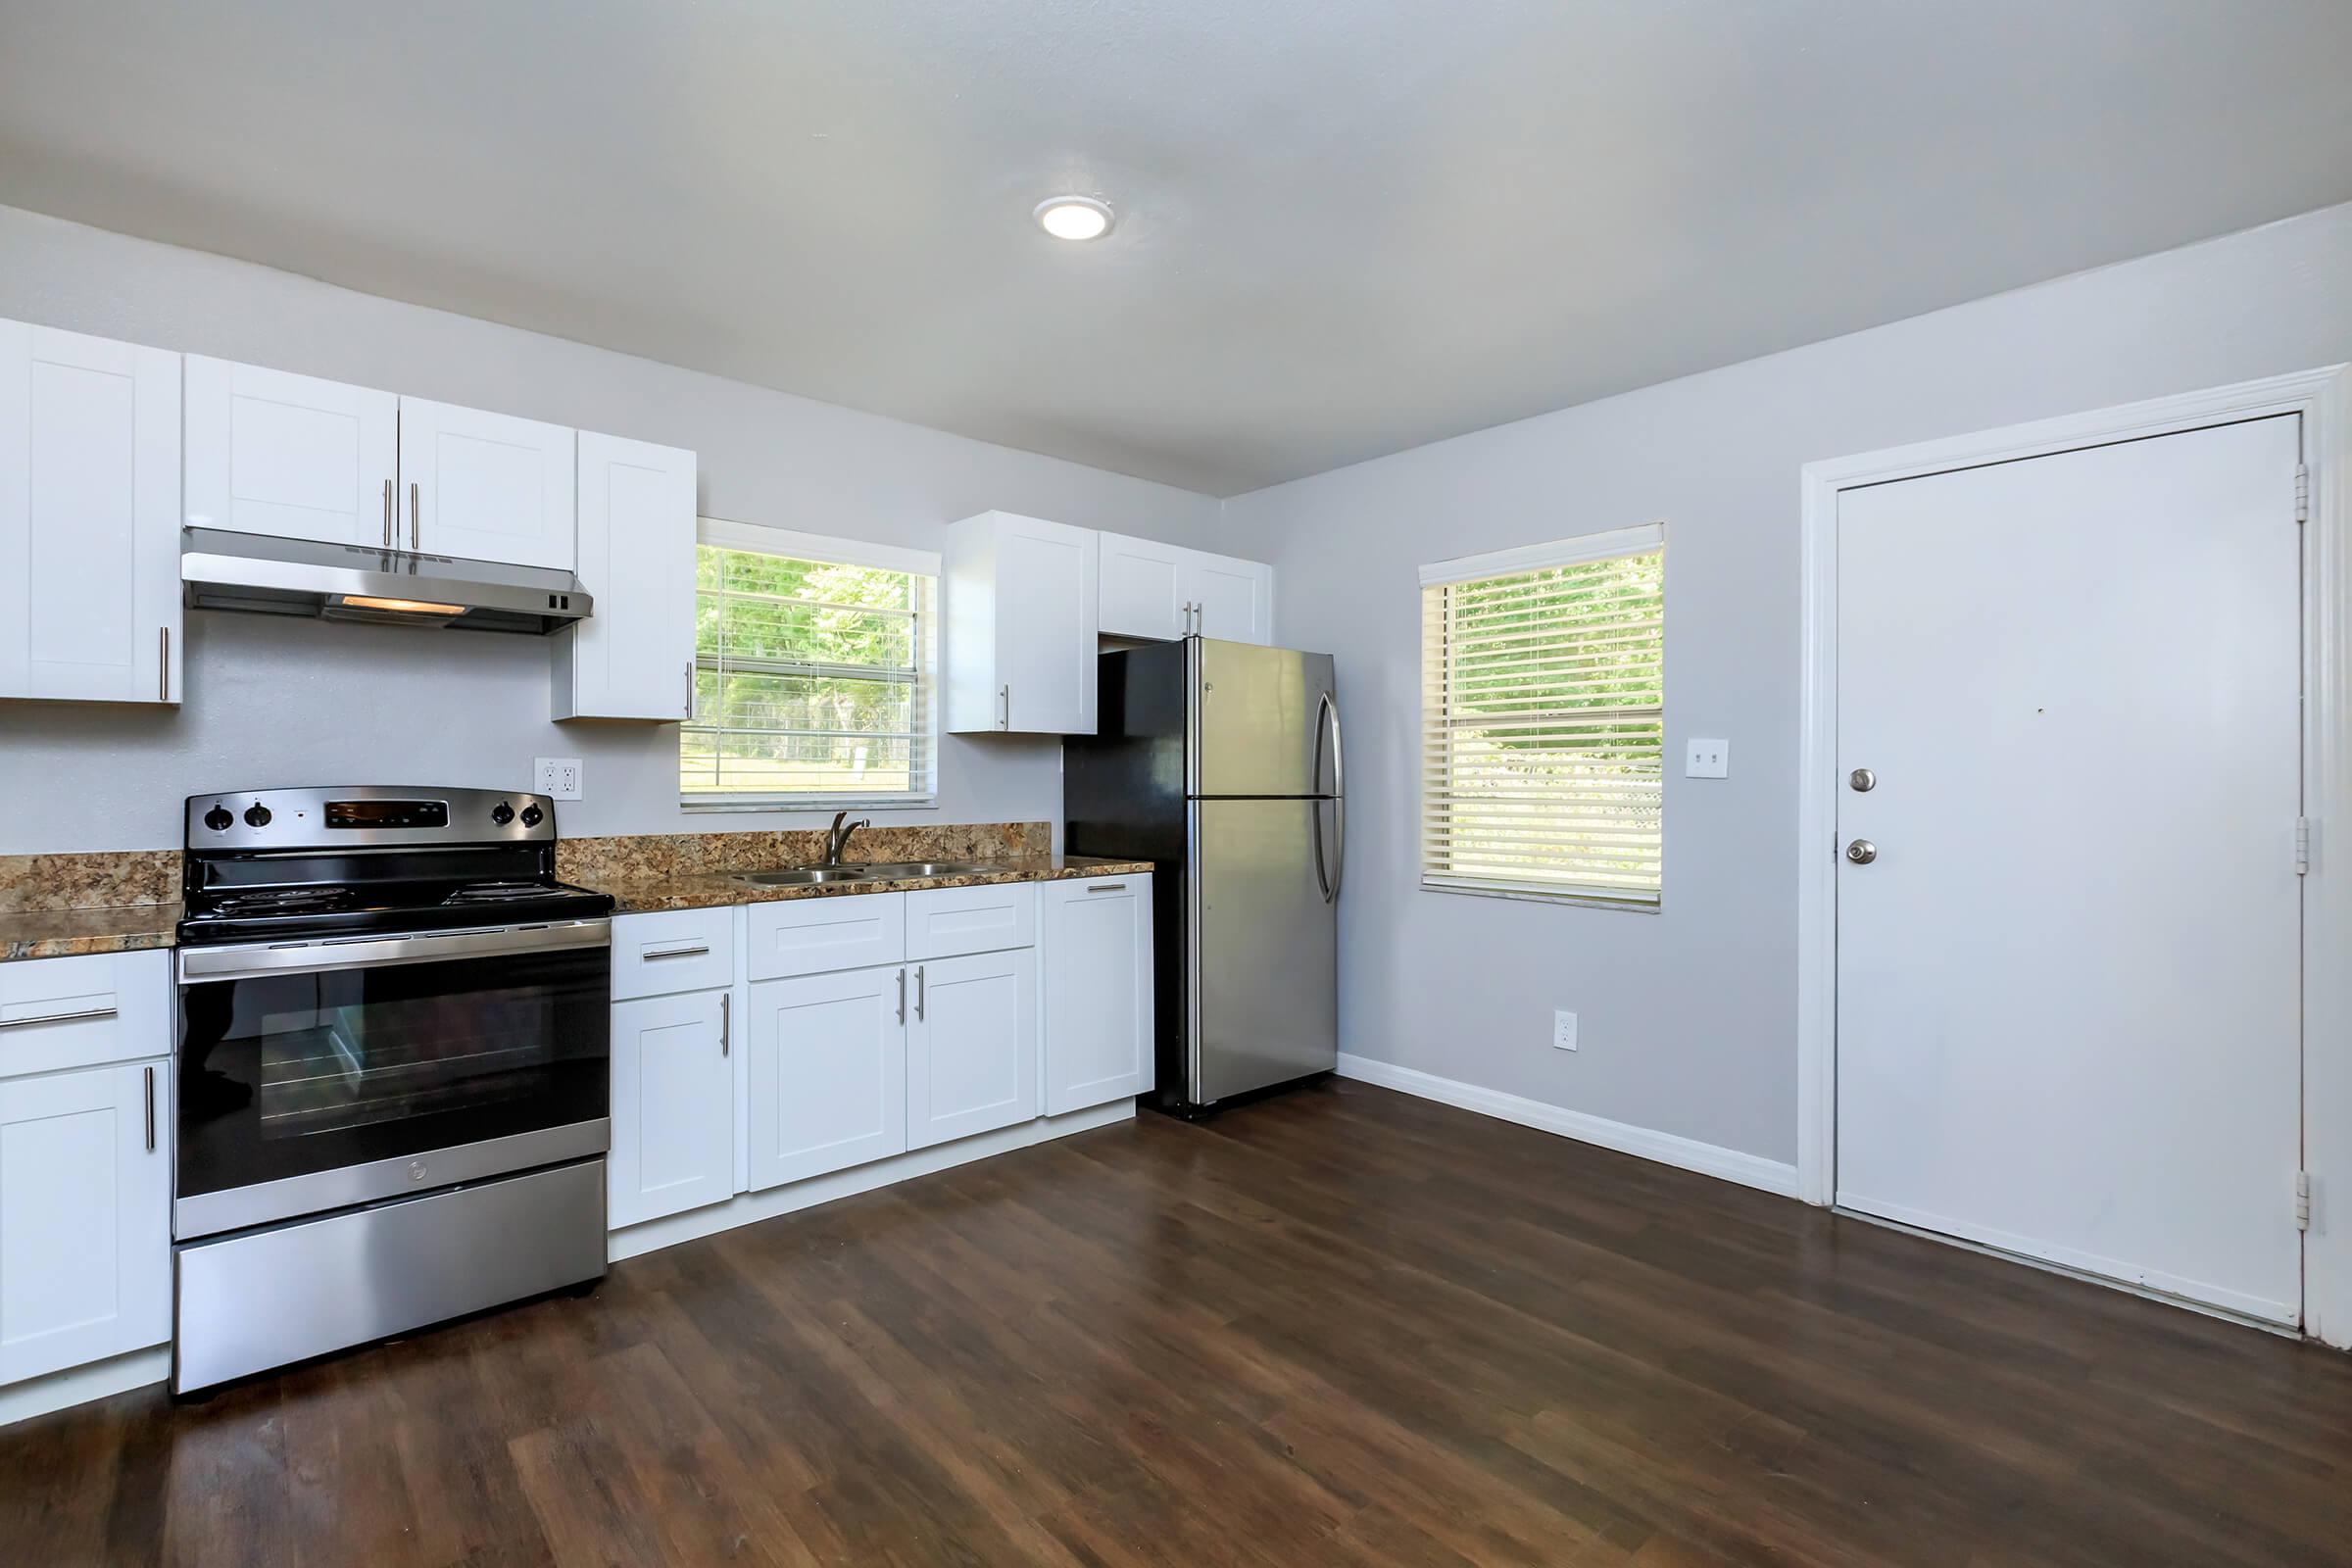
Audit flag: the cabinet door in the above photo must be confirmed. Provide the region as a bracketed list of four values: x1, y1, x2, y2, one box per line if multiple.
[1099, 533, 1185, 640]
[906, 950, 1037, 1151]
[0, 323, 181, 704]
[608, 991, 734, 1229]
[183, 356, 397, 548]
[1041, 876, 1154, 1114]
[0, 1060, 171, 1386]
[745, 967, 906, 1190]
[1184, 554, 1275, 645]
[556, 432, 695, 720]
[397, 398, 576, 569]
[995, 516, 1098, 733]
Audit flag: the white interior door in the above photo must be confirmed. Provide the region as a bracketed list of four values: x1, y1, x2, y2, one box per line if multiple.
[1836, 415, 2304, 1324]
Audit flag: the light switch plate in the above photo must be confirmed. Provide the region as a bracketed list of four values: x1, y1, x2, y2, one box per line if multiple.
[1685, 738, 1730, 779]
[1553, 1009, 1578, 1052]
[535, 757, 583, 800]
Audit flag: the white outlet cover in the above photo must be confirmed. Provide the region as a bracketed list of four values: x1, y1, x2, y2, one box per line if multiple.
[535, 757, 584, 801]
[1553, 1009, 1578, 1051]
[1685, 737, 1730, 779]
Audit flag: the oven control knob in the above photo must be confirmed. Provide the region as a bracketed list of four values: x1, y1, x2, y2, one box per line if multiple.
[491, 801, 514, 826]
[204, 805, 234, 832]
[243, 803, 272, 828]
[518, 804, 545, 827]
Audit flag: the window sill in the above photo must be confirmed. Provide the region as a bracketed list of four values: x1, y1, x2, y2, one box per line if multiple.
[1420, 879, 1660, 913]
[681, 796, 940, 814]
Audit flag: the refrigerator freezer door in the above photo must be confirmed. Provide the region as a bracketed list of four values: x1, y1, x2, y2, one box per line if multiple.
[1189, 640, 1338, 799]
[1190, 799, 1339, 1102]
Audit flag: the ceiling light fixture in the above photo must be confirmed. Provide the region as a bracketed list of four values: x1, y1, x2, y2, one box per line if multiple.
[1035, 196, 1114, 241]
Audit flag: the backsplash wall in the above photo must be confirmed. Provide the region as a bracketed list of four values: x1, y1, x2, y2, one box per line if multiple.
[0, 205, 1224, 853]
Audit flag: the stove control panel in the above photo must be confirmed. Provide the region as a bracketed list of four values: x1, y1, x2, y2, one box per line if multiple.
[184, 786, 559, 850]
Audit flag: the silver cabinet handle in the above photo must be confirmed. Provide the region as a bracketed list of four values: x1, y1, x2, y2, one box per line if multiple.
[409, 481, 420, 549]
[914, 964, 925, 1020]
[999, 684, 1010, 731]
[685, 661, 695, 719]
[382, 477, 395, 548]
[641, 943, 710, 960]
[144, 1065, 157, 1152]
[897, 967, 906, 1024]
[0, 1003, 120, 1029]
[719, 991, 730, 1056]
[159, 626, 170, 702]
[1085, 882, 1125, 893]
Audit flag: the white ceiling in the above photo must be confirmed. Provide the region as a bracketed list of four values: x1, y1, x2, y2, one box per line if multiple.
[3, 2, 2349, 496]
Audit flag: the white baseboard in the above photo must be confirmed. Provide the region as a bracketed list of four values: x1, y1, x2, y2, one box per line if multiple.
[1335, 1053, 1799, 1200]
[0, 1346, 170, 1432]
[610, 1098, 1136, 1263]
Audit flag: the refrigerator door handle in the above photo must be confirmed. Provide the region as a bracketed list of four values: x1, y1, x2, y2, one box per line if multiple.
[1323, 692, 1346, 904]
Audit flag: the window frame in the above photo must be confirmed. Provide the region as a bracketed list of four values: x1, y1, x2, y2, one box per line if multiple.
[680, 518, 943, 812]
[1418, 522, 1666, 910]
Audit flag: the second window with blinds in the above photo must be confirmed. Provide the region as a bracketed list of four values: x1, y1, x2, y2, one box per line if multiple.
[682, 520, 940, 809]
[1420, 523, 1665, 906]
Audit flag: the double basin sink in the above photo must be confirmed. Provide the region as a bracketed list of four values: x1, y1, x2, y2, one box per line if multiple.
[726, 860, 1000, 889]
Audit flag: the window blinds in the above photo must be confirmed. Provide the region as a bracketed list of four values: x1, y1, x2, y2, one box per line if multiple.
[1419, 525, 1665, 905]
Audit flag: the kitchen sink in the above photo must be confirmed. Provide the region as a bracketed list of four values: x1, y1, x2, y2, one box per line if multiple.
[727, 866, 875, 887]
[726, 859, 1000, 889]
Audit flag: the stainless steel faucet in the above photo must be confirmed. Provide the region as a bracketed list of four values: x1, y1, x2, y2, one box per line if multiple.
[822, 810, 870, 866]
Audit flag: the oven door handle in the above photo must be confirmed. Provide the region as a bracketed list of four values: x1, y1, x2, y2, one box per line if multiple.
[176, 919, 611, 983]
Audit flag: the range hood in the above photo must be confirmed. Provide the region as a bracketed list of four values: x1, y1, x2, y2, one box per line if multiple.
[181, 528, 592, 635]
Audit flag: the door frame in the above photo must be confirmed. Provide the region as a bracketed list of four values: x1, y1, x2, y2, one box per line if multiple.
[1794, 365, 2352, 1345]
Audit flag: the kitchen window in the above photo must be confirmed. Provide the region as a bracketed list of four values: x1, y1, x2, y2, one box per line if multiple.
[681, 520, 940, 808]
[1419, 523, 1665, 906]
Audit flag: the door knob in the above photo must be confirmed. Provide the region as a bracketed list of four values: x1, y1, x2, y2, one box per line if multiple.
[1849, 767, 1877, 792]
[1844, 839, 1878, 864]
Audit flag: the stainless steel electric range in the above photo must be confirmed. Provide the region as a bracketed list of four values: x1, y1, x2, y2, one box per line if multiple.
[170, 785, 613, 1393]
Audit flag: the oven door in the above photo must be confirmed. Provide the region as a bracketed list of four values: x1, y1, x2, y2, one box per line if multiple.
[174, 921, 611, 1239]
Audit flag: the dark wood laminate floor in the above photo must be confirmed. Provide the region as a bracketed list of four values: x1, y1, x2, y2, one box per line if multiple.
[7, 1078, 2352, 1567]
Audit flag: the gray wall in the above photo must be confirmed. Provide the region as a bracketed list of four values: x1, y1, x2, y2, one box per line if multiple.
[0, 205, 1223, 854]
[1217, 201, 2352, 1166]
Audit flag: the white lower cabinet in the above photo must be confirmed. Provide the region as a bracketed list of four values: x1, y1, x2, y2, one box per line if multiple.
[607, 990, 735, 1228]
[1040, 875, 1155, 1113]
[745, 964, 908, 1190]
[0, 1057, 172, 1385]
[907, 950, 1038, 1151]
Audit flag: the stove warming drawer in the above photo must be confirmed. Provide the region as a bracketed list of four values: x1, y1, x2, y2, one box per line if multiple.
[173, 1155, 608, 1393]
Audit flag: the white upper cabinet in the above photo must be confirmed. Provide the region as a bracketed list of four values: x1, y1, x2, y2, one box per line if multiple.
[945, 511, 1098, 734]
[1186, 551, 1274, 644]
[0, 322, 182, 705]
[183, 356, 398, 548]
[397, 397, 575, 569]
[185, 357, 578, 570]
[1097, 531, 1275, 646]
[555, 432, 696, 721]
[1099, 534, 1187, 641]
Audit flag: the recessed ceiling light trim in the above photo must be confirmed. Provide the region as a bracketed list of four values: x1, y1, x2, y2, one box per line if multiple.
[1035, 196, 1114, 240]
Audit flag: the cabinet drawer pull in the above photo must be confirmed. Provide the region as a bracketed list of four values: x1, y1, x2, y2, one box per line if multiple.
[144, 1065, 157, 1152]
[1085, 882, 1126, 893]
[641, 943, 710, 960]
[0, 1003, 120, 1029]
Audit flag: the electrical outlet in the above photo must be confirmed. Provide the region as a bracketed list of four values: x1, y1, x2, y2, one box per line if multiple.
[1553, 1009, 1578, 1052]
[1685, 737, 1730, 778]
[535, 757, 583, 800]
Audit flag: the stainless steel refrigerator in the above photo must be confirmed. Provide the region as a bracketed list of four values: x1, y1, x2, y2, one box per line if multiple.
[1064, 637, 1343, 1113]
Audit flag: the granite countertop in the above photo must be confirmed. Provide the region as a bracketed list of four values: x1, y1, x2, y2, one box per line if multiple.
[0, 904, 180, 963]
[574, 854, 1155, 915]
